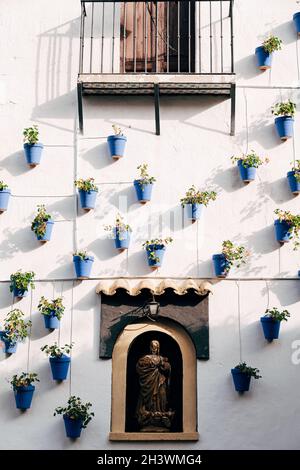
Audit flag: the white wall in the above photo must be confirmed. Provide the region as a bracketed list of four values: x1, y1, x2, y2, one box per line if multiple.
[0, 0, 300, 450]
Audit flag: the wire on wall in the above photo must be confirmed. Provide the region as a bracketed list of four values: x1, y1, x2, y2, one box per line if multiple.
[26, 289, 33, 373]
[235, 280, 243, 363]
[69, 281, 74, 398]
[243, 88, 249, 155]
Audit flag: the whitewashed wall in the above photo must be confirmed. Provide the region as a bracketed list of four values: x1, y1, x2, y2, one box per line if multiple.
[0, 0, 300, 450]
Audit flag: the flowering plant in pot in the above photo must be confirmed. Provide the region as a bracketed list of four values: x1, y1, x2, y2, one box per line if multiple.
[23, 125, 43, 167]
[212, 240, 249, 277]
[107, 125, 127, 160]
[274, 209, 300, 248]
[41, 342, 73, 381]
[260, 307, 290, 342]
[104, 213, 132, 251]
[231, 151, 269, 183]
[143, 237, 173, 269]
[10, 372, 39, 410]
[272, 100, 296, 141]
[255, 35, 282, 71]
[293, 12, 300, 36]
[133, 163, 156, 203]
[0, 180, 11, 213]
[180, 185, 217, 221]
[0, 309, 31, 354]
[75, 177, 98, 211]
[287, 160, 300, 195]
[231, 362, 261, 393]
[10, 270, 35, 298]
[38, 296, 65, 330]
[73, 250, 94, 279]
[31, 205, 54, 242]
[54, 396, 94, 438]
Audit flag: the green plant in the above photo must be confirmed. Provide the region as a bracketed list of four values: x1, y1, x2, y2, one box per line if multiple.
[23, 125, 39, 145]
[41, 342, 74, 358]
[180, 185, 217, 207]
[272, 100, 296, 117]
[274, 209, 300, 249]
[54, 396, 94, 428]
[10, 372, 39, 388]
[135, 164, 156, 189]
[38, 296, 65, 320]
[262, 35, 282, 54]
[1, 309, 32, 344]
[234, 362, 262, 379]
[10, 270, 35, 292]
[231, 151, 269, 169]
[0, 181, 8, 191]
[264, 307, 290, 322]
[104, 213, 132, 239]
[74, 178, 98, 192]
[143, 237, 173, 262]
[112, 124, 123, 136]
[222, 240, 249, 272]
[73, 250, 89, 261]
[31, 205, 52, 238]
[291, 160, 300, 183]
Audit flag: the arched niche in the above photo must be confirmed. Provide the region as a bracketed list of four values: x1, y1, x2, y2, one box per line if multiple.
[110, 318, 199, 441]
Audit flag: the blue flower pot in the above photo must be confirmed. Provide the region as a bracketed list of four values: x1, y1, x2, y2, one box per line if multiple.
[43, 313, 60, 330]
[0, 333, 18, 354]
[133, 180, 153, 202]
[212, 254, 230, 277]
[63, 415, 83, 438]
[12, 286, 28, 298]
[14, 385, 35, 410]
[114, 229, 131, 250]
[255, 46, 273, 70]
[36, 220, 54, 242]
[238, 160, 257, 182]
[50, 355, 71, 381]
[287, 171, 300, 194]
[186, 203, 203, 221]
[274, 116, 294, 141]
[73, 255, 94, 279]
[79, 190, 97, 210]
[260, 317, 281, 342]
[146, 244, 166, 268]
[107, 135, 127, 159]
[0, 189, 11, 212]
[231, 368, 251, 392]
[23, 143, 43, 167]
[293, 12, 300, 35]
[274, 219, 292, 243]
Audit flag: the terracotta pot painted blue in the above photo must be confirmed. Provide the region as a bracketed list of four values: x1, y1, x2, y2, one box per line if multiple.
[107, 135, 127, 159]
[14, 385, 35, 410]
[12, 286, 28, 298]
[73, 255, 94, 279]
[79, 190, 97, 210]
[146, 244, 166, 268]
[274, 116, 294, 141]
[0, 332, 18, 354]
[0, 189, 11, 212]
[260, 317, 281, 341]
[238, 160, 256, 182]
[50, 355, 71, 381]
[63, 415, 83, 438]
[231, 368, 251, 392]
[293, 12, 300, 35]
[43, 313, 60, 329]
[212, 254, 230, 277]
[274, 219, 292, 243]
[114, 229, 131, 250]
[23, 143, 43, 167]
[186, 203, 203, 221]
[36, 220, 54, 242]
[287, 171, 300, 194]
[133, 180, 153, 202]
[255, 46, 273, 70]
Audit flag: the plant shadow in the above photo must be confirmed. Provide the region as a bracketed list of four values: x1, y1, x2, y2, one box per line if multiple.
[0, 151, 31, 176]
[81, 141, 113, 170]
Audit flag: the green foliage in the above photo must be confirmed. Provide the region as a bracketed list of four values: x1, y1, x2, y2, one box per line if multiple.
[23, 125, 39, 145]
[112, 124, 123, 136]
[274, 208, 300, 249]
[38, 296, 65, 320]
[222, 240, 249, 272]
[272, 100, 296, 117]
[135, 163, 156, 189]
[9, 270, 35, 292]
[234, 362, 262, 379]
[142, 237, 173, 262]
[262, 35, 282, 54]
[104, 213, 132, 239]
[74, 177, 98, 192]
[10, 372, 39, 388]
[54, 396, 94, 428]
[2, 309, 32, 344]
[31, 205, 52, 238]
[73, 250, 89, 261]
[231, 151, 269, 169]
[0, 180, 8, 191]
[41, 342, 74, 358]
[264, 307, 290, 322]
[291, 160, 300, 183]
[180, 185, 217, 207]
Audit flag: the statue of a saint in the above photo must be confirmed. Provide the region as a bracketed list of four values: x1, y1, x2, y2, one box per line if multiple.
[135, 340, 175, 432]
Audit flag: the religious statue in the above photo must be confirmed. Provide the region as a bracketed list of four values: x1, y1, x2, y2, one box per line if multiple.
[135, 339, 175, 432]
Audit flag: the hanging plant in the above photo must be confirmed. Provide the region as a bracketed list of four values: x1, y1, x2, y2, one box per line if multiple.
[293, 12, 300, 36]
[23, 125, 43, 167]
[54, 396, 94, 439]
[38, 296, 65, 330]
[274, 209, 300, 248]
[255, 35, 282, 71]
[287, 160, 300, 195]
[260, 307, 290, 342]
[231, 362, 262, 392]
[143, 237, 173, 269]
[133, 163, 156, 203]
[0, 309, 32, 354]
[272, 100, 296, 141]
[73, 250, 94, 279]
[31, 205, 54, 242]
[41, 343, 73, 381]
[10, 372, 39, 410]
[10, 270, 35, 298]
[75, 177, 98, 210]
[231, 151, 269, 183]
[180, 185, 217, 221]
[0, 180, 11, 213]
[107, 124, 127, 160]
[212, 240, 249, 277]
[104, 213, 132, 251]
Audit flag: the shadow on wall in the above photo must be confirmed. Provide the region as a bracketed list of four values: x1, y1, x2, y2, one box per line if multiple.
[81, 142, 113, 170]
[0, 227, 41, 260]
[0, 151, 32, 177]
[261, 280, 300, 306]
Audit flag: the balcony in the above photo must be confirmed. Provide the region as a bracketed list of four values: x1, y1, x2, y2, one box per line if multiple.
[77, 0, 235, 135]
